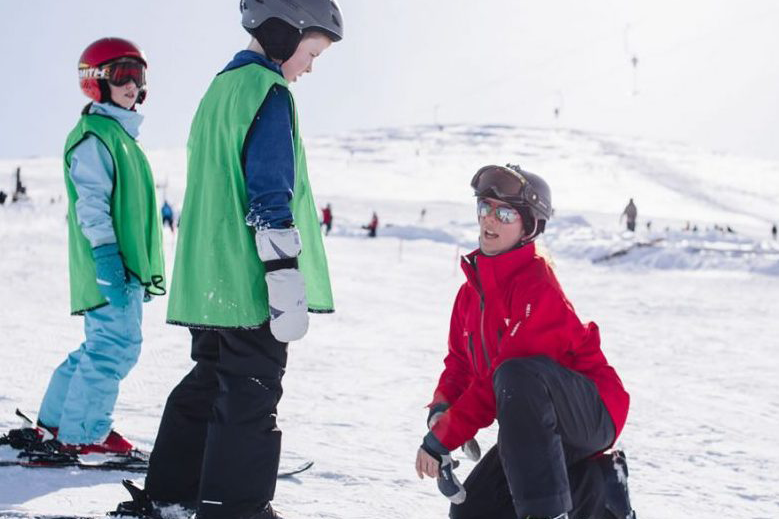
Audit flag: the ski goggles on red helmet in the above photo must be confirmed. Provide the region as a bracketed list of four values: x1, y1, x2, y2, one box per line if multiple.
[477, 199, 521, 224]
[79, 58, 146, 88]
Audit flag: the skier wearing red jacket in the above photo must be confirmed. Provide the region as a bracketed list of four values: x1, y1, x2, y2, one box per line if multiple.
[415, 164, 634, 519]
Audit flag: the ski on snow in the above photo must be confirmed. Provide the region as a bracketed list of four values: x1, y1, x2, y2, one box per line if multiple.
[1, 410, 313, 478]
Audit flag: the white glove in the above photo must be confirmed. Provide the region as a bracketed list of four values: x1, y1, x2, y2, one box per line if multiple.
[255, 228, 309, 342]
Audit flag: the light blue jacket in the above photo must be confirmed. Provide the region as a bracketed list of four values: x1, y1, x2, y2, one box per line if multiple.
[69, 102, 144, 247]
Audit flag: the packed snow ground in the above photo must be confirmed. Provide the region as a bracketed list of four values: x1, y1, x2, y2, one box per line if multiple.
[0, 125, 778, 518]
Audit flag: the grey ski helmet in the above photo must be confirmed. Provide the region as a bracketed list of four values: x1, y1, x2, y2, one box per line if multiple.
[471, 163, 553, 239]
[240, 0, 344, 42]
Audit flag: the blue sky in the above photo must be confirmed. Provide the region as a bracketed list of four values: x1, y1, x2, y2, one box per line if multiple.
[1, 0, 778, 160]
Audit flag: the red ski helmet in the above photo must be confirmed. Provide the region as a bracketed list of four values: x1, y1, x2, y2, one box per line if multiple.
[78, 38, 148, 104]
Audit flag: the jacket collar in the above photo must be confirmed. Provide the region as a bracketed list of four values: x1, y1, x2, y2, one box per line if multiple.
[461, 242, 538, 296]
[222, 50, 284, 77]
[89, 102, 143, 138]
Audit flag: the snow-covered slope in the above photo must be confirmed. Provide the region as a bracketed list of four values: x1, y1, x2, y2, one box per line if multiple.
[0, 126, 777, 518]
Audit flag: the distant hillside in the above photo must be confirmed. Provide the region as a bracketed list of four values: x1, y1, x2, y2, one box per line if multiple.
[2, 124, 776, 237]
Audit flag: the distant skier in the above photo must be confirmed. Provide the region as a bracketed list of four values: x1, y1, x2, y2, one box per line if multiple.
[321, 202, 333, 235]
[160, 200, 175, 233]
[773, 223, 777, 240]
[0, 190, 6, 205]
[620, 198, 637, 232]
[11, 167, 28, 203]
[416, 164, 633, 519]
[363, 211, 378, 237]
[127, 3, 344, 519]
[35, 38, 165, 454]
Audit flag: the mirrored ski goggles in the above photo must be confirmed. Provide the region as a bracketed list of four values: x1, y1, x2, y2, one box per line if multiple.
[470, 164, 530, 203]
[477, 199, 521, 224]
[80, 59, 146, 88]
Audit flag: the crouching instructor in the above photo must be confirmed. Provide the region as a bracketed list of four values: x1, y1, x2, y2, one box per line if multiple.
[415, 164, 631, 519]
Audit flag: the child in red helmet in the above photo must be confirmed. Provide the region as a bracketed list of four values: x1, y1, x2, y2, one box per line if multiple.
[415, 164, 635, 519]
[36, 37, 165, 454]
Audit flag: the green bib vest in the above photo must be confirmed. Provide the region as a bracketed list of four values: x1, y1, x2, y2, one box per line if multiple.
[166, 63, 334, 328]
[64, 114, 166, 314]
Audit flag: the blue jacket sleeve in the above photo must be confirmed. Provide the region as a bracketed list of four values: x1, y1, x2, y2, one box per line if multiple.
[244, 85, 296, 230]
[69, 135, 117, 247]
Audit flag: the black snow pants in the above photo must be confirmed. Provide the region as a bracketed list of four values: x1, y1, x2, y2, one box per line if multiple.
[145, 325, 288, 519]
[450, 356, 615, 519]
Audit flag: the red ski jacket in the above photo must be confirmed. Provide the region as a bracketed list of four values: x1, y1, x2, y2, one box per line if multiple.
[429, 243, 630, 451]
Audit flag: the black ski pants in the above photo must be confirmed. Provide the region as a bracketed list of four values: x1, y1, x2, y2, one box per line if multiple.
[450, 356, 615, 519]
[145, 325, 288, 519]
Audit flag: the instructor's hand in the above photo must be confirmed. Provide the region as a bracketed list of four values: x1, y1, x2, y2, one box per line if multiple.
[415, 447, 440, 479]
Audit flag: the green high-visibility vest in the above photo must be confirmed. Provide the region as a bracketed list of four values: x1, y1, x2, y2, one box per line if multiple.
[166, 63, 334, 328]
[64, 114, 166, 314]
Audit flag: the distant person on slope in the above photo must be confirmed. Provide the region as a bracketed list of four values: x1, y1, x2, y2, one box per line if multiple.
[772, 223, 777, 240]
[11, 166, 28, 203]
[161, 199, 175, 233]
[363, 210, 378, 237]
[125, 2, 344, 519]
[620, 198, 637, 232]
[321, 202, 333, 235]
[36, 38, 165, 454]
[415, 164, 635, 519]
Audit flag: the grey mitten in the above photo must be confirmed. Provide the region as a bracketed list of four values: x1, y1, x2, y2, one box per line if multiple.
[255, 228, 309, 342]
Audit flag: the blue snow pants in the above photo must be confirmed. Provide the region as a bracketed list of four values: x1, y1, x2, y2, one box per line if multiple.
[38, 279, 144, 444]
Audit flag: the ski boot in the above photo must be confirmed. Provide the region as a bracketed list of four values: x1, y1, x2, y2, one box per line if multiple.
[596, 450, 637, 519]
[61, 429, 135, 455]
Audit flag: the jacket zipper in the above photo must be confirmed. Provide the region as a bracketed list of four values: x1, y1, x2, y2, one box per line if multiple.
[480, 296, 491, 372]
[467, 333, 478, 372]
[470, 258, 493, 374]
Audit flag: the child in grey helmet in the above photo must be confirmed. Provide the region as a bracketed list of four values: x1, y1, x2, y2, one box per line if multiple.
[114, 2, 344, 519]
